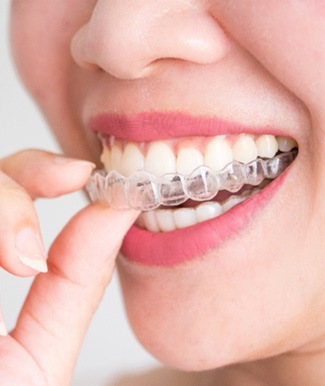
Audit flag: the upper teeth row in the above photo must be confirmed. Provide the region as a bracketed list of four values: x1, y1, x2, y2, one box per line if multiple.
[100, 134, 297, 177]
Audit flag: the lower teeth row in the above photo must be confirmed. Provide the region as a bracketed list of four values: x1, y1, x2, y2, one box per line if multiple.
[136, 186, 261, 232]
[86, 150, 297, 211]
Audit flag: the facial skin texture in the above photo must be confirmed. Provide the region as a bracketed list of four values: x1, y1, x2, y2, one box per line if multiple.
[10, 1, 325, 384]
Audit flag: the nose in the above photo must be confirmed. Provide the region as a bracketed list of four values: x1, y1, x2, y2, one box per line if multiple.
[71, 0, 230, 80]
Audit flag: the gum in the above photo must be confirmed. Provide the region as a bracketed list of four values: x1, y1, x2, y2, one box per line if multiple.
[86, 150, 297, 211]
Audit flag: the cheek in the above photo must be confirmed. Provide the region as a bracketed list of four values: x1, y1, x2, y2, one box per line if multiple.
[10, 1, 74, 103]
[213, 1, 325, 113]
[10, 0, 97, 104]
[10, 0, 99, 159]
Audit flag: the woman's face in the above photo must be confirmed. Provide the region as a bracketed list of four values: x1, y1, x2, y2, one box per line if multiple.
[10, 0, 325, 370]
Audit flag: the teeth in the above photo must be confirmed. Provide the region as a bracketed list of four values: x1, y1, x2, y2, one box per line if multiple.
[100, 134, 296, 179]
[103, 171, 129, 209]
[136, 187, 260, 233]
[204, 137, 233, 171]
[122, 143, 144, 176]
[196, 202, 223, 222]
[277, 136, 298, 152]
[87, 149, 298, 211]
[145, 141, 176, 177]
[173, 208, 197, 229]
[126, 171, 159, 210]
[100, 147, 111, 171]
[218, 161, 245, 193]
[111, 145, 123, 174]
[244, 158, 265, 186]
[256, 135, 279, 158]
[233, 134, 258, 163]
[88, 132, 298, 220]
[156, 210, 177, 232]
[187, 166, 219, 201]
[159, 174, 188, 206]
[142, 211, 160, 233]
[139, 203, 224, 232]
[176, 147, 204, 175]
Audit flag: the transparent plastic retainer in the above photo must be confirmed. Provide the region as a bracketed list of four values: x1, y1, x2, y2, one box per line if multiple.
[86, 150, 297, 211]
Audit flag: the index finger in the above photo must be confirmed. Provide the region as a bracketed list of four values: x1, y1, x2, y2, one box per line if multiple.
[11, 203, 139, 385]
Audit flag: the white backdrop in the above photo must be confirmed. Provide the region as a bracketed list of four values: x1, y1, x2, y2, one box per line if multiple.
[0, 1, 159, 385]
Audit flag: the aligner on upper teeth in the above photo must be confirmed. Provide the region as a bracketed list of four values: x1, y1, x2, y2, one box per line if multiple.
[87, 149, 298, 211]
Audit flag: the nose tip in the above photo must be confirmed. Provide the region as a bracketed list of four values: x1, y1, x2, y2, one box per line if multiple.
[71, 21, 156, 80]
[71, 1, 231, 80]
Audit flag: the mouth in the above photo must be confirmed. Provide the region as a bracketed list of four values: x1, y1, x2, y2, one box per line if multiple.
[87, 113, 298, 266]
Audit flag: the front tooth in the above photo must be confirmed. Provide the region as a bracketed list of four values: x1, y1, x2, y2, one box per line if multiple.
[196, 202, 223, 222]
[122, 143, 144, 176]
[142, 211, 160, 232]
[176, 147, 204, 175]
[111, 145, 123, 174]
[174, 208, 197, 229]
[204, 137, 233, 171]
[156, 210, 177, 232]
[232, 135, 258, 164]
[277, 136, 298, 152]
[256, 135, 278, 158]
[145, 141, 176, 177]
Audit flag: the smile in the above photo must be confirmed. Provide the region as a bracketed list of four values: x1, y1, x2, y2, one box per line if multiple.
[87, 113, 298, 266]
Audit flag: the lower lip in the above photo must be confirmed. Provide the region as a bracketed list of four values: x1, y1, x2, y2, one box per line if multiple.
[121, 167, 290, 266]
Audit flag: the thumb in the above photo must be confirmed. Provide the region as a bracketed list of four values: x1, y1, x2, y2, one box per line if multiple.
[12, 203, 139, 386]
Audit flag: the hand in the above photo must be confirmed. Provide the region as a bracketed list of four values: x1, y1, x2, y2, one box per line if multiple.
[0, 150, 138, 385]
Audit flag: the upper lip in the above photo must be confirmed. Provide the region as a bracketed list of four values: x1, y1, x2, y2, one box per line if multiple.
[88, 112, 288, 142]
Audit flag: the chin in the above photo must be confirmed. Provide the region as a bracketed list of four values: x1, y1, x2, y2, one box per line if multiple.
[117, 245, 311, 372]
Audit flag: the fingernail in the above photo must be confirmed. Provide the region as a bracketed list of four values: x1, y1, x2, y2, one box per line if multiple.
[15, 227, 48, 273]
[54, 156, 96, 170]
[0, 302, 8, 336]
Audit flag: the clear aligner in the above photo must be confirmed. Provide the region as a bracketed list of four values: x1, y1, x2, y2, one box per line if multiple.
[86, 150, 297, 211]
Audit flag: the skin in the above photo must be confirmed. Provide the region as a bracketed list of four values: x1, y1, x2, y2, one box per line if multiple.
[5, 0, 325, 384]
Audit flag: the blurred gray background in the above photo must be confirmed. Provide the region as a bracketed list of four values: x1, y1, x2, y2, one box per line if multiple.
[0, 1, 159, 385]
